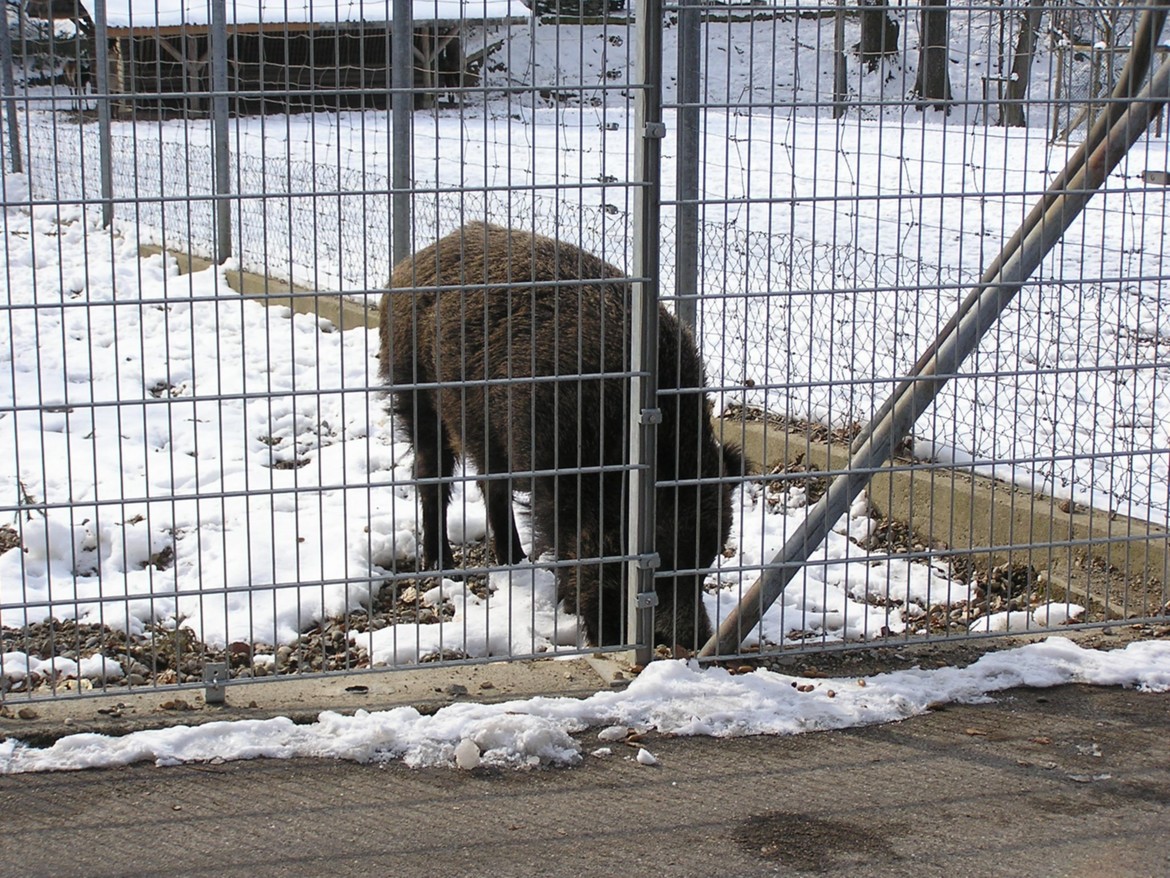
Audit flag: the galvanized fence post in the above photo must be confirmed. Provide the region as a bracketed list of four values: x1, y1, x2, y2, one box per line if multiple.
[673, 0, 701, 329]
[391, 0, 413, 265]
[0, 0, 21, 174]
[210, 0, 232, 262]
[92, 0, 113, 228]
[832, 2, 848, 117]
[628, 0, 665, 664]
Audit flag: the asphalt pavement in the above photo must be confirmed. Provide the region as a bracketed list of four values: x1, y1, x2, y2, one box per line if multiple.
[2, 679, 1168, 878]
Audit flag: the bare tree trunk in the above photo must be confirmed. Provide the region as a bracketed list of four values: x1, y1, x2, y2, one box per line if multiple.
[1000, 0, 1046, 126]
[857, 0, 900, 71]
[913, 0, 952, 110]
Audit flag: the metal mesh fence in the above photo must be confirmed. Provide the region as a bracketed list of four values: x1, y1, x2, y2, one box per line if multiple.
[664, 0, 1169, 657]
[0, 0, 1167, 702]
[28, 124, 637, 293]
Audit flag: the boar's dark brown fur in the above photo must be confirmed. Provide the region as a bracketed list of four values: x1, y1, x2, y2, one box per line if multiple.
[380, 222, 741, 649]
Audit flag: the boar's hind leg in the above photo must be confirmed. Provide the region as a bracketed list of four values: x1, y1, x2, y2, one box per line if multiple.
[400, 391, 457, 573]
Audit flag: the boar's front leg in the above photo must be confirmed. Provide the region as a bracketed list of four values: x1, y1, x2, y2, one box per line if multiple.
[482, 475, 526, 565]
[400, 389, 457, 573]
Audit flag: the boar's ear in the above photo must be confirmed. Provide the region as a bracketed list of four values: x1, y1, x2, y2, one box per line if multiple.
[721, 442, 747, 478]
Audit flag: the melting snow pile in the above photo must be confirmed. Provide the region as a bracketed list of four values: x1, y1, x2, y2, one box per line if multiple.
[2, 637, 1168, 773]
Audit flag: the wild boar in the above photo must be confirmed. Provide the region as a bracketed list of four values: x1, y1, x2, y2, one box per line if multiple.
[380, 222, 741, 648]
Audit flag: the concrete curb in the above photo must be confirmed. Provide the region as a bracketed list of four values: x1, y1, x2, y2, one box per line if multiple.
[720, 415, 1169, 618]
[0, 654, 633, 747]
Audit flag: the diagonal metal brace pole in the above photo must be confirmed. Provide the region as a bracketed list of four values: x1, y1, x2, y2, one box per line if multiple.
[699, 39, 1170, 660]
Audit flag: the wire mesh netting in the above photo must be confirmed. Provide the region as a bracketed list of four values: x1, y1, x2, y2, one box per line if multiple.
[0, 0, 1167, 701]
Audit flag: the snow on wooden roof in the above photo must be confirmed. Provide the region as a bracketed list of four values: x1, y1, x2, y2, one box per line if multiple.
[101, 0, 531, 29]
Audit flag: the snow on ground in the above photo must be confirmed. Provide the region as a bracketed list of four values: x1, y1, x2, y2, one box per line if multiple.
[1, 192, 991, 669]
[21, 13, 1170, 525]
[2, 637, 1168, 773]
[1, 12, 1165, 679]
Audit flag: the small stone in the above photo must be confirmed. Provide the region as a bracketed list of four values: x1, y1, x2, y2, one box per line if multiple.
[17, 707, 37, 720]
[454, 738, 481, 770]
[635, 748, 658, 766]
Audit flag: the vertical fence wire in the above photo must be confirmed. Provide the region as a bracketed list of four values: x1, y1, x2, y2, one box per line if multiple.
[91, 0, 112, 228]
[0, 4, 20, 174]
[211, 0, 231, 261]
[391, 0, 412, 266]
[673, 0, 699, 330]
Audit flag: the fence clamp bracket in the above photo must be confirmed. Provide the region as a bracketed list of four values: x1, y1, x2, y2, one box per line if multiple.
[203, 662, 228, 705]
[639, 407, 662, 425]
[635, 591, 660, 610]
[643, 121, 667, 139]
[637, 552, 661, 571]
